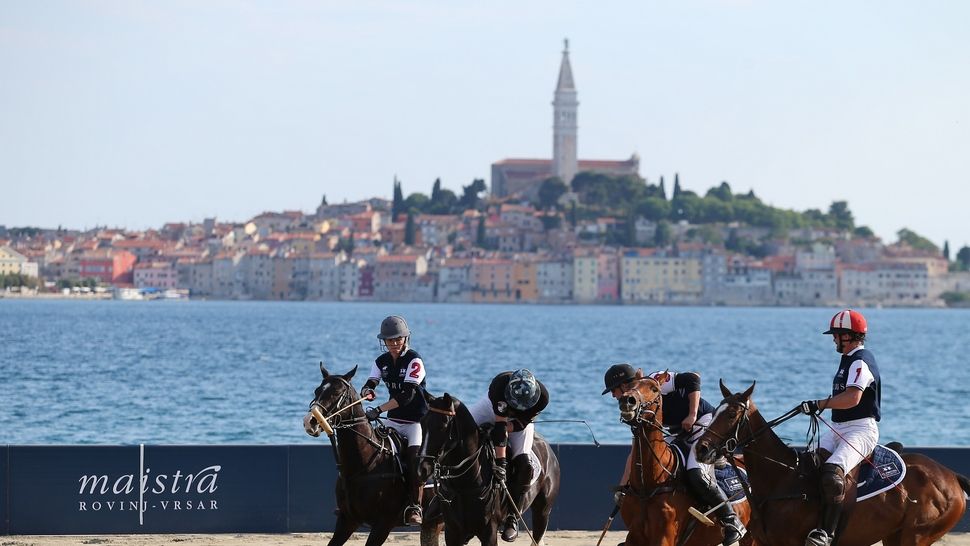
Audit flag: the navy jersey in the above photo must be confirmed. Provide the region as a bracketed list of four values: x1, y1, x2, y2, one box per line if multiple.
[831, 347, 881, 423]
[488, 371, 550, 428]
[653, 371, 715, 433]
[368, 348, 428, 423]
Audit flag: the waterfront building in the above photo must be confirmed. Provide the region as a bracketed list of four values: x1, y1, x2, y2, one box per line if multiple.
[841, 261, 932, 306]
[77, 249, 137, 285]
[373, 254, 428, 302]
[537, 257, 573, 303]
[133, 262, 178, 290]
[620, 251, 703, 304]
[512, 255, 539, 303]
[471, 258, 516, 303]
[437, 258, 473, 303]
[0, 246, 37, 278]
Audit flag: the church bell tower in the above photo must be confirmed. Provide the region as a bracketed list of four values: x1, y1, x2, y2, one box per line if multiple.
[552, 39, 578, 185]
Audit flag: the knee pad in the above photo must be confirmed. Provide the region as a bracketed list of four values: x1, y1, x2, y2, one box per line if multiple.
[490, 423, 509, 448]
[820, 463, 845, 503]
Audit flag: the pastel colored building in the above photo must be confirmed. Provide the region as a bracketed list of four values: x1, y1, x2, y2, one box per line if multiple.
[78, 249, 137, 284]
[471, 258, 516, 303]
[133, 262, 178, 290]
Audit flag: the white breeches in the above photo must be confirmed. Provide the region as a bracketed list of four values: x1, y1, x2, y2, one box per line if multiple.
[820, 417, 879, 473]
[386, 419, 422, 448]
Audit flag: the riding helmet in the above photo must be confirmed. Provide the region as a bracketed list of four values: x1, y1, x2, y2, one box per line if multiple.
[823, 309, 867, 335]
[377, 315, 410, 340]
[506, 369, 541, 411]
[602, 363, 636, 395]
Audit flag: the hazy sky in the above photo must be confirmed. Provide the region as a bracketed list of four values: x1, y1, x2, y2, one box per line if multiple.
[2, 1, 968, 247]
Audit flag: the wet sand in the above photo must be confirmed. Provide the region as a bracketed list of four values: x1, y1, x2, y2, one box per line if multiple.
[2, 532, 969, 545]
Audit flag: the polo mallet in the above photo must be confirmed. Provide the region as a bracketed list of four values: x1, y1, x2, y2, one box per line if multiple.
[309, 397, 366, 436]
[499, 480, 537, 546]
[595, 503, 622, 546]
[688, 490, 744, 526]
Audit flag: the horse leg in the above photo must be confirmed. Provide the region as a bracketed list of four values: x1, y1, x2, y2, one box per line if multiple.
[528, 492, 552, 546]
[363, 521, 395, 546]
[419, 519, 443, 546]
[443, 523, 465, 546]
[327, 512, 358, 546]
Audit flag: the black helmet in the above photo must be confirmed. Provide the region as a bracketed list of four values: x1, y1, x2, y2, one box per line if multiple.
[505, 369, 540, 411]
[602, 363, 636, 395]
[377, 315, 410, 340]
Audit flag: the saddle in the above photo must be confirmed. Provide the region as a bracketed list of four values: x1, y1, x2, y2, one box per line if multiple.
[798, 444, 906, 502]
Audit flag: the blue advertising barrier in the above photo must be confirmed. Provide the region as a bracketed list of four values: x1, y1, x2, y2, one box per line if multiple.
[2, 444, 968, 534]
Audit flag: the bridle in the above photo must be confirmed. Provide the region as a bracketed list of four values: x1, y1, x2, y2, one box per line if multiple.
[420, 404, 487, 483]
[618, 381, 679, 488]
[309, 376, 391, 457]
[701, 396, 802, 472]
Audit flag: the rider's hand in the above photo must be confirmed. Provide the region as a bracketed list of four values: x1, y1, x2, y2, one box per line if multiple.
[493, 457, 507, 483]
[360, 387, 376, 401]
[681, 414, 696, 432]
[365, 406, 382, 421]
[799, 399, 820, 415]
[612, 485, 628, 507]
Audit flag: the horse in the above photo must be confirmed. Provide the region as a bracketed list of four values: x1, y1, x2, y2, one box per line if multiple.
[417, 392, 560, 546]
[694, 381, 970, 546]
[615, 374, 755, 546]
[303, 364, 442, 546]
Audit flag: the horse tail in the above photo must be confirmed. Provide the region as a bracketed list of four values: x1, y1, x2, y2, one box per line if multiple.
[957, 473, 970, 501]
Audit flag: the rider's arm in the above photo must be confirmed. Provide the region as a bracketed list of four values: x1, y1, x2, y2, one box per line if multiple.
[818, 388, 863, 411]
[377, 398, 400, 413]
[683, 390, 700, 430]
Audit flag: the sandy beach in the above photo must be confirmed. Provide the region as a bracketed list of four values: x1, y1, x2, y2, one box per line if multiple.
[3, 533, 969, 545]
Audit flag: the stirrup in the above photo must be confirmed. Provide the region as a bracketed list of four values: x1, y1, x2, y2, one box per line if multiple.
[805, 528, 832, 546]
[404, 504, 423, 526]
[721, 520, 746, 546]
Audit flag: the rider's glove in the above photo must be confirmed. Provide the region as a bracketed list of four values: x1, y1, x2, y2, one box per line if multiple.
[799, 399, 820, 415]
[360, 387, 376, 401]
[365, 406, 382, 421]
[493, 457, 508, 483]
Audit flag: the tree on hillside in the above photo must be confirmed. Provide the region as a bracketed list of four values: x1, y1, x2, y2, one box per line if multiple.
[654, 221, 672, 248]
[569, 202, 578, 228]
[707, 181, 733, 202]
[475, 216, 487, 248]
[896, 228, 939, 252]
[404, 211, 416, 245]
[623, 212, 638, 247]
[957, 246, 970, 270]
[460, 178, 488, 210]
[537, 177, 568, 210]
[637, 197, 671, 222]
[943, 240, 950, 261]
[392, 179, 404, 221]
[404, 193, 430, 214]
[658, 177, 667, 200]
[431, 178, 441, 203]
[828, 201, 855, 230]
[672, 174, 682, 199]
[320, 194, 328, 206]
[853, 226, 875, 238]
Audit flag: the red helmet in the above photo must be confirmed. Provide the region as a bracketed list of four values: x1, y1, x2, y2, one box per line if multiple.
[823, 309, 867, 335]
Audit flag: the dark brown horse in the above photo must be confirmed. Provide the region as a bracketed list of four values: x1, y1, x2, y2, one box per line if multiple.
[303, 364, 442, 546]
[417, 393, 560, 546]
[616, 374, 754, 546]
[695, 381, 970, 546]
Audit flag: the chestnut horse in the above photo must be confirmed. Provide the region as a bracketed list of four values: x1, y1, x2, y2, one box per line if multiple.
[303, 364, 442, 546]
[417, 393, 560, 546]
[695, 381, 970, 546]
[616, 375, 754, 546]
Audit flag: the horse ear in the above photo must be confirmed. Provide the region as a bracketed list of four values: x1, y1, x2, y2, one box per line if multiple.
[442, 392, 452, 403]
[741, 381, 756, 400]
[719, 378, 732, 399]
[422, 388, 435, 404]
[320, 361, 329, 378]
[635, 368, 644, 379]
[343, 365, 358, 380]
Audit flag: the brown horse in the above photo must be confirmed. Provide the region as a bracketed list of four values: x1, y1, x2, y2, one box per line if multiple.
[616, 374, 754, 546]
[303, 364, 442, 546]
[694, 381, 970, 546]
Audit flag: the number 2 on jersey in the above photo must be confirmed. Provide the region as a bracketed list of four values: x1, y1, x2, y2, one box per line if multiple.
[409, 362, 422, 379]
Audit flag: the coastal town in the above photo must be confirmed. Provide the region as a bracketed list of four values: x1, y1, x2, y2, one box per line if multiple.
[2, 42, 968, 307]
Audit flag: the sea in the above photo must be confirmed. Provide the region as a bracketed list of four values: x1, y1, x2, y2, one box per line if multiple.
[1, 299, 968, 447]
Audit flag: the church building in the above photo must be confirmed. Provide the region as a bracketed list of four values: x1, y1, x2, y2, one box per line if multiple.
[490, 40, 640, 199]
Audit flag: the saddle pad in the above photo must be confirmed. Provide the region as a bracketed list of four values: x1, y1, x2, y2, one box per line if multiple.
[670, 444, 747, 504]
[856, 444, 906, 502]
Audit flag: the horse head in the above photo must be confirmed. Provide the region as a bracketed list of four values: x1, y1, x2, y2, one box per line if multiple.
[303, 362, 360, 437]
[417, 392, 464, 482]
[694, 379, 756, 464]
[617, 374, 664, 425]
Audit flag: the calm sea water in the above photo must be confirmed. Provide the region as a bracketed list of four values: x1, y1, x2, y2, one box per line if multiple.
[1, 300, 968, 447]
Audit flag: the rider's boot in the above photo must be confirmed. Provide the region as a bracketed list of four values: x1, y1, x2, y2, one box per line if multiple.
[805, 463, 845, 546]
[501, 454, 534, 542]
[404, 445, 424, 526]
[685, 468, 747, 546]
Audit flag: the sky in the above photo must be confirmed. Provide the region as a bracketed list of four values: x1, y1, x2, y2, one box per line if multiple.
[1, 1, 968, 248]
